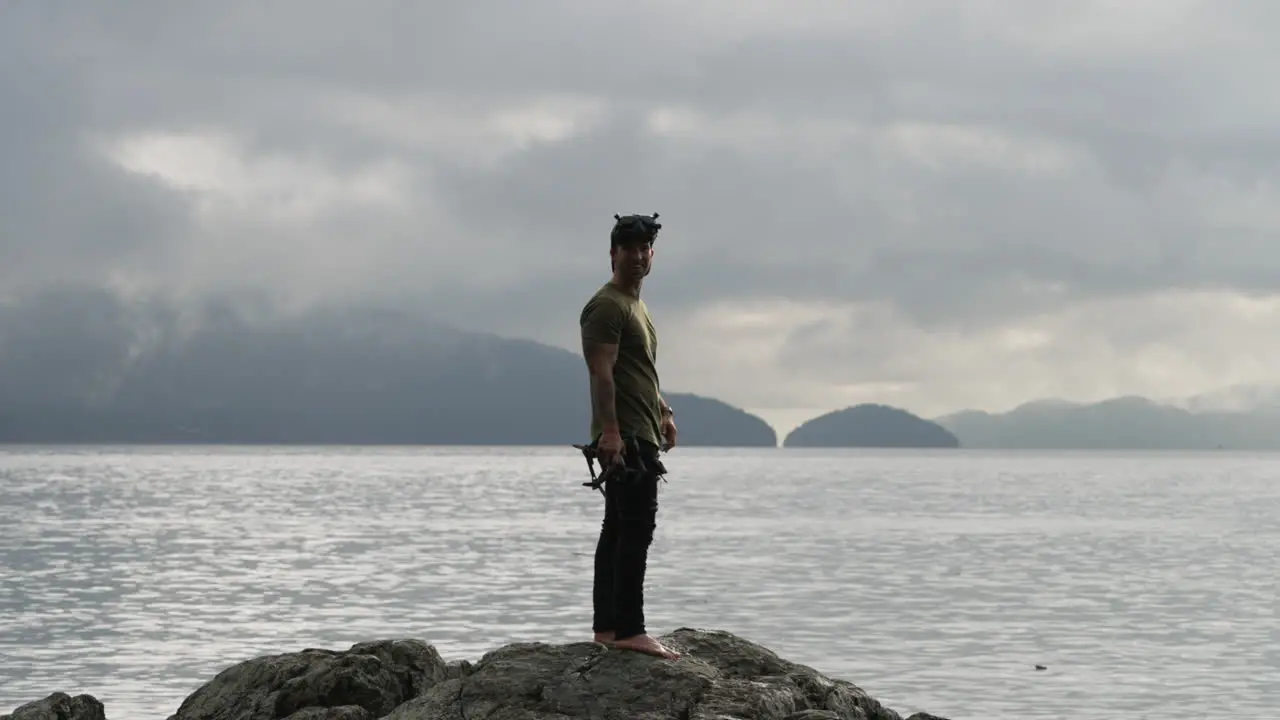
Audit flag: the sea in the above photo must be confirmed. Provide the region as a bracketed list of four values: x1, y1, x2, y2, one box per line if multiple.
[0, 445, 1275, 720]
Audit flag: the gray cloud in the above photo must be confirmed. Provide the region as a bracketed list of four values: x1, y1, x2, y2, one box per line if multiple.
[4, 1, 1280, 423]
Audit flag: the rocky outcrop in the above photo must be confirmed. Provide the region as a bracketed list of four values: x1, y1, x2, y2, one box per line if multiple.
[0, 692, 105, 720]
[386, 628, 919, 720]
[164, 638, 468, 720]
[5, 629, 950, 720]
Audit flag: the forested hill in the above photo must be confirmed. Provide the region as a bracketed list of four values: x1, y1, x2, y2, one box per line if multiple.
[784, 404, 960, 448]
[0, 288, 777, 447]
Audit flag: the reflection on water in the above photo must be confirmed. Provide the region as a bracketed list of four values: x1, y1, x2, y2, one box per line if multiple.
[1, 446, 1277, 720]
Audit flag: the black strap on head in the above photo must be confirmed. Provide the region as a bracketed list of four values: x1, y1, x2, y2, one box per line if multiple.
[611, 212, 662, 246]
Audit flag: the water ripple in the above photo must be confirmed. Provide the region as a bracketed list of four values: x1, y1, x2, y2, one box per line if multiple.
[0, 446, 1277, 720]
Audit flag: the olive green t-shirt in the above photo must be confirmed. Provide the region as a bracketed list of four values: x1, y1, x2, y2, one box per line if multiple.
[579, 283, 663, 448]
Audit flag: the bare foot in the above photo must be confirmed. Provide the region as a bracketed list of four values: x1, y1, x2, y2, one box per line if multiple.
[611, 634, 681, 660]
[593, 631, 615, 644]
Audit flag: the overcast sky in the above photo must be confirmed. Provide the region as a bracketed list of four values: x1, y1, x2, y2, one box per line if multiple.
[5, 1, 1280, 433]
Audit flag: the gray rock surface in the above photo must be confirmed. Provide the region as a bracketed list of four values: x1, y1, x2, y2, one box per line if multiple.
[165, 638, 464, 720]
[0, 692, 105, 720]
[383, 628, 926, 720]
[4, 629, 951, 720]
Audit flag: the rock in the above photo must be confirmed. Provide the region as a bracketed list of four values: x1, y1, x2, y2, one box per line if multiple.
[279, 708, 373, 720]
[384, 628, 927, 720]
[165, 638, 458, 720]
[6, 629, 951, 720]
[1, 692, 105, 720]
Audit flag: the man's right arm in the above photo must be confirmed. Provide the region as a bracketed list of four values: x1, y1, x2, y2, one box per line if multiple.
[584, 340, 620, 434]
[580, 298, 625, 434]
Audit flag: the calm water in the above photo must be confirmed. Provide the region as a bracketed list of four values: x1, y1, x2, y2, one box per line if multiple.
[0, 445, 1275, 720]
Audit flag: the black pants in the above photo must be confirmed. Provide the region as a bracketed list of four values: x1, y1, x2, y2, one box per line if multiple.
[591, 437, 661, 640]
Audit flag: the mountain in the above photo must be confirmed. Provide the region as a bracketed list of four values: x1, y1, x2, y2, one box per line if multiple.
[934, 395, 1280, 449]
[0, 287, 777, 447]
[783, 403, 960, 448]
[661, 392, 778, 447]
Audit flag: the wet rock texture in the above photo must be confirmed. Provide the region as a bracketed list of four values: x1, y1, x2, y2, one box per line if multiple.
[5, 629, 951, 720]
[165, 638, 467, 720]
[0, 692, 106, 720]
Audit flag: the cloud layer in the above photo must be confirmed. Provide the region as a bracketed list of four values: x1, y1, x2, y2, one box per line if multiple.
[5, 1, 1280, 431]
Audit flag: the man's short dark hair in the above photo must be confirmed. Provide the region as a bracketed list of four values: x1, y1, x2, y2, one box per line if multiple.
[610, 213, 661, 246]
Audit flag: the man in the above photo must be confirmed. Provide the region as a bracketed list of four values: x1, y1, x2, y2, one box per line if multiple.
[578, 212, 680, 661]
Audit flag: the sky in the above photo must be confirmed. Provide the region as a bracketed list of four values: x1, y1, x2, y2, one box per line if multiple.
[4, 1, 1280, 435]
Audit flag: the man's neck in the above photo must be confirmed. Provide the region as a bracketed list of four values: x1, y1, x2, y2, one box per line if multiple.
[609, 275, 643, 298]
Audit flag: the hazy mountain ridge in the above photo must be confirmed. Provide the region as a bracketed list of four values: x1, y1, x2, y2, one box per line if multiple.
[5, 287, 1277, 450]
[0, 288, 776, 447]
[935, 394, 1280, 449]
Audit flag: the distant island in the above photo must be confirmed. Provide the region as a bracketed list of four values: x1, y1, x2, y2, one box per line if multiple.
[932, 395, 1280, 450]
[784, 403, 960, 448]
[0, 288, 776, 447]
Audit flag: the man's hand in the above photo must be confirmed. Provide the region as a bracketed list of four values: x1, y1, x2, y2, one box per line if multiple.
[660, 415, 677, 451]
[598, 428, 625, 466]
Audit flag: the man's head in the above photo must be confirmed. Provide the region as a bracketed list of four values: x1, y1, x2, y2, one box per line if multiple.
[609, 213, 661, 280]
